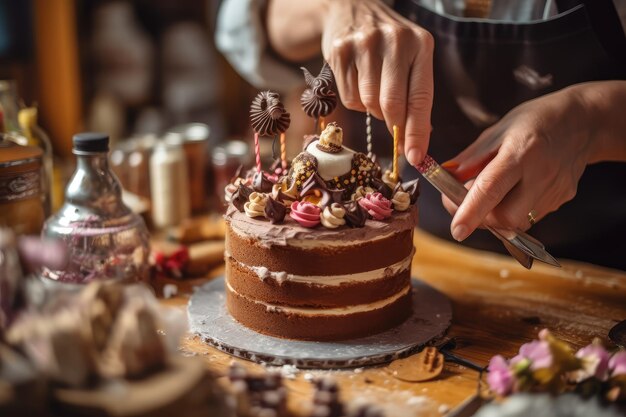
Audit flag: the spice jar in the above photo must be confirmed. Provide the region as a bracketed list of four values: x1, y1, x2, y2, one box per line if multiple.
[41, 133, 150, 284]
[149, 135, 190, 228]
[0, 136, 45, 235]
[167, 124, 211, 214]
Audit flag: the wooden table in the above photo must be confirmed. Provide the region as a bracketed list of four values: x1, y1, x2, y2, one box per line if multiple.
[156, 222, 626, 416]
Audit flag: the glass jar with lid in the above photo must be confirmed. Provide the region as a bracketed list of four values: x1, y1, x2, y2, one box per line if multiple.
[41, 133, 150, 284]
[0, 135, 45, 235]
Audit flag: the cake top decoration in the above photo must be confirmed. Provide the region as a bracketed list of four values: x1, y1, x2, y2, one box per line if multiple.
[250, 91, 291, 137]
[300, 62, 337, 120]
[316, 122, 343, 153]
[228, 59, 420, 230]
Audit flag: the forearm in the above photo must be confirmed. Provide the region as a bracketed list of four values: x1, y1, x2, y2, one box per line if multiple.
[266, 0, 327, 62]
[571, 80, 626, 163]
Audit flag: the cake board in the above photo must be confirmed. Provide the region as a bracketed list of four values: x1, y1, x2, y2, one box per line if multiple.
[188, 277, 452, 369]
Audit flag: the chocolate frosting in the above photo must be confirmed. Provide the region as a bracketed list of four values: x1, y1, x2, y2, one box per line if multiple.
[265, 196, 286, 224]
[300, 63, 338, 119]
[225, 203, 417, 248]
[250, 91, 291, 136]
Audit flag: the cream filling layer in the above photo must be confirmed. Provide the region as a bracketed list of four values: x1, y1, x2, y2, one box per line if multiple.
[227, 281, 411, 316]
[230, 248, 414, 286]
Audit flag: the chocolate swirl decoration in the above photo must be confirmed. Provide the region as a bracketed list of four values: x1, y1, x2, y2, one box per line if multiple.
[250, 91, 291, 137]
[300, 62, 338, 119]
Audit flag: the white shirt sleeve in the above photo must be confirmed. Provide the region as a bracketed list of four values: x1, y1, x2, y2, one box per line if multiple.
[215, 0, 304, 92]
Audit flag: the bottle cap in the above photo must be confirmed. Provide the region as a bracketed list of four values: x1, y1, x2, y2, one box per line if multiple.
[73, 132, 109, 154]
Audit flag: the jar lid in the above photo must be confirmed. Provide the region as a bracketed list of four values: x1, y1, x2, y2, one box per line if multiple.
[73, 132, 109, 154]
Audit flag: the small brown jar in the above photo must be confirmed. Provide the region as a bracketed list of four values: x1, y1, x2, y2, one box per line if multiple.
[0, 136, 45, 235]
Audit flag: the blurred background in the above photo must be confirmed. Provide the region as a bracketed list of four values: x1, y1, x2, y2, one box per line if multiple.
[0, 0, 391, 223]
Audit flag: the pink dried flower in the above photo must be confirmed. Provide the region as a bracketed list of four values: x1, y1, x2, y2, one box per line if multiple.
[487, 355, 514, 396]
[511, 340, 553, 371]
[574, 344, 610, 381]
[609, 351, 626, 377]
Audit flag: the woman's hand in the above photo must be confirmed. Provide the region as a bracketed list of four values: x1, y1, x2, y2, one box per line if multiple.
[441, 85, 601, 242]
[267, 0, 434, 165]
[319, 0, 434, 166]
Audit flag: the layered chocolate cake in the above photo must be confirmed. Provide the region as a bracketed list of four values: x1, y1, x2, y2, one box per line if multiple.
[223, 64, 419, 341]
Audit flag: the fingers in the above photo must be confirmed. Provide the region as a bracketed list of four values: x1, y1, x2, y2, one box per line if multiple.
[355, 30, 384, 119]
[489, 180, 538, 232]
[326, 18, 434, 162]
[404, 29, 434, 167]
[450, 148, 522, 241]
[378, 26, 410, 135]
[331, 39, 365, 113]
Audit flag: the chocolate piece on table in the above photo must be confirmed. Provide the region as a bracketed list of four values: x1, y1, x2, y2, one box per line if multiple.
[310, 377, 344, 417]
[227, 364, 288, 417]
[265, 197, 287, 224]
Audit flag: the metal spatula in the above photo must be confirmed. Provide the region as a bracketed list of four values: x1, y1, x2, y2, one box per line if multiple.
[416, 155, 560, 269]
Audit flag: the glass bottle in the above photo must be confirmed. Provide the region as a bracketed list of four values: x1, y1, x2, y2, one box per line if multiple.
[41, 133, 150, 284]
[0, 80, 53, 216]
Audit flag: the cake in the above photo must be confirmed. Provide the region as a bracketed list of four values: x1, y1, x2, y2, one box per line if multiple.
[224, 119, 419, 340]
[223, 64, 419, 341]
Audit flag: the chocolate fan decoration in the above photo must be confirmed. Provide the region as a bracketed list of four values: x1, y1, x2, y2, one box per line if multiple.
[300, 62, 338, 119]
[250, 91, 291, 137]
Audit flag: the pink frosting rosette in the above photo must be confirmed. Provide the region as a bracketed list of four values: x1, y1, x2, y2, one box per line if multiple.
[290, 201, 321, 228]
[358, 192, 392, 220]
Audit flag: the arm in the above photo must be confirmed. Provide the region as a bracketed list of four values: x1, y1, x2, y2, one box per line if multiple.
[440, 80, 626, 241]
[266, 0, 434, 167]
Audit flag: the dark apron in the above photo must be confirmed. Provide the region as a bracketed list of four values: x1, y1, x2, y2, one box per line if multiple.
[393, 0, 626, 269]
